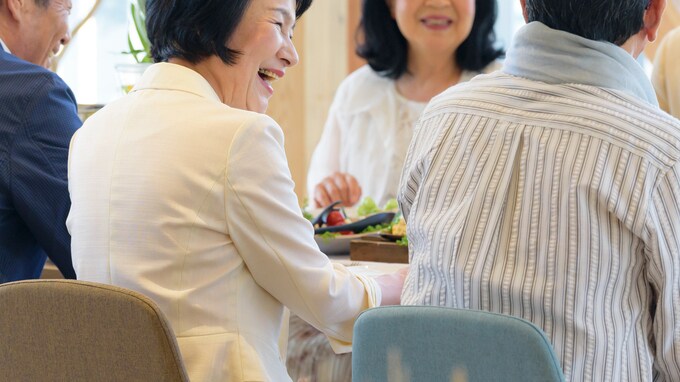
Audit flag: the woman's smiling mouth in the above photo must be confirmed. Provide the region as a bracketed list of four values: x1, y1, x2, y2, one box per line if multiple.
[421, 16, 453, 30]
[257, 68, 284, 95]
[258, 68, 282, 82]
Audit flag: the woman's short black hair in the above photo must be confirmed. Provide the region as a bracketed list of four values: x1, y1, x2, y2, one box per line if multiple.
[357, 0, 504, 79]
[147, 0, 313, 65]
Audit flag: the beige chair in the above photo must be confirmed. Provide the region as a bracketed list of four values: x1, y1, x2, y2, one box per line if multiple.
[0, 279, 189, 381]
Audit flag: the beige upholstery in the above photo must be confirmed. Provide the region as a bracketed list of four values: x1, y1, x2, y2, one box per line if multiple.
[0, 279, 189, 381]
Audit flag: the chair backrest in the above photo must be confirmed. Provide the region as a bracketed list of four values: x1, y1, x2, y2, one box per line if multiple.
[0, 279, 189, 381]
[352, 306, 564, 382]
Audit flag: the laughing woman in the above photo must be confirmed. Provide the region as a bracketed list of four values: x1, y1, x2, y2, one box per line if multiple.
[66, 0, 405, 381]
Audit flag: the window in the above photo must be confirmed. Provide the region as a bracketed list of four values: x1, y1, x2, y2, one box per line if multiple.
[495, 1, 525, 51]
[57, 0, 130, 105]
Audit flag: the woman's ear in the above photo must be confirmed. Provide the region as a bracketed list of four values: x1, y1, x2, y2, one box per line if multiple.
[519, 0, 528, 23]
[644, 0, 667, 42]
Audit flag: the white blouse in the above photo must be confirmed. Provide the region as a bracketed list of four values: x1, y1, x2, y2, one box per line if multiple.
[307, 64, 499, 207]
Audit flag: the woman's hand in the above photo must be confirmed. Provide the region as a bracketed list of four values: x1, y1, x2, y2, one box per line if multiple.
[373, 266, 408, 306]
[313, 172, 362, 208]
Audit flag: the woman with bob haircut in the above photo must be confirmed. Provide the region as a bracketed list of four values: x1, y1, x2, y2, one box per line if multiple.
[307, 0, 504, 208]
[66, 0, 405, 381]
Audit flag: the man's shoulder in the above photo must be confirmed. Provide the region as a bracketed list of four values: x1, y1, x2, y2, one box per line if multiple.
[423, 71, 680, 171]
[0, 51, 72, 97]
[426, 70, 672, 125]
[423, 71, 517, 115]
[0, 52, 79, 143]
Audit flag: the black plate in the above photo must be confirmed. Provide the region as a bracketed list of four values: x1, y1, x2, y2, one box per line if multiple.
[310, 201, 343, 227]
[379, 233, 404, 242]
[314, 212, 395, 235]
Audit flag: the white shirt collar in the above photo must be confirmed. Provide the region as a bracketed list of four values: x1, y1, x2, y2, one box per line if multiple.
[0, 38, 10, 54]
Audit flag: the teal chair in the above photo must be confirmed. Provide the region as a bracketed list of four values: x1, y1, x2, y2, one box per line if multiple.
[352, 306, 564, 382]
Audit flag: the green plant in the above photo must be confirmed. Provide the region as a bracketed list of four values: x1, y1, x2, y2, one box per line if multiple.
[124, 0, 152, 63]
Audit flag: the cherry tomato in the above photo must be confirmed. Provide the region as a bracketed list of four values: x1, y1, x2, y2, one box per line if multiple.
[326, 210, 346, 227]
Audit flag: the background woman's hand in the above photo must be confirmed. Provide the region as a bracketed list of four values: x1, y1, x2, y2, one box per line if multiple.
[313, 172, 362, 208]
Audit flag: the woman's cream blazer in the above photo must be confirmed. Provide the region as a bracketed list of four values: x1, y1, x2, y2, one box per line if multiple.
[66, 63, 380, 382]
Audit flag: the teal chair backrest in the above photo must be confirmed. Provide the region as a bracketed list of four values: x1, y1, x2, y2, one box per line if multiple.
[352, 306, 565, 382]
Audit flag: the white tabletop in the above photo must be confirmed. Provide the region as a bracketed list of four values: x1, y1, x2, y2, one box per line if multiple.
[329, 255, 408, 276]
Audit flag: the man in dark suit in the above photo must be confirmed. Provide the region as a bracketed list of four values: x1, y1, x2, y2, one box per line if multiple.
[0, 0, 80, 282]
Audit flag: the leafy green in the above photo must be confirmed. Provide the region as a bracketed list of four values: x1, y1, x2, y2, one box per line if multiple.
[357, 197, 399, 217]
[315, 198, 401, 239]
[357, 197, 380, 217]
[361, 223, 391, 233]
[396, 236, 409, 247]
[123, 0, 152, 63]
[382, 198, 399, 211]
[318, 231, 340, 242]
[301, 198, 313, 221]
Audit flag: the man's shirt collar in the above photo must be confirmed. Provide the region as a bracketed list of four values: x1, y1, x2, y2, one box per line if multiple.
[0, 38, 10, 54]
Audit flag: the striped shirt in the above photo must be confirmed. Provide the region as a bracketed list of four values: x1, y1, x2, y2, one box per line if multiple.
[399, 23, 680, 382]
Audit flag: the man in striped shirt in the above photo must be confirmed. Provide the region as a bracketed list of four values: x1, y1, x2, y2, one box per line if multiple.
[398, 0, 680, 380]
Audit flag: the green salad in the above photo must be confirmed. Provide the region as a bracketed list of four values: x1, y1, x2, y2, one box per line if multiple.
[310, 197, 408, 245]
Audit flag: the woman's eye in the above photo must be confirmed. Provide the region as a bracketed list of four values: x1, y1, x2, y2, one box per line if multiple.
[273, 20, 293, 39]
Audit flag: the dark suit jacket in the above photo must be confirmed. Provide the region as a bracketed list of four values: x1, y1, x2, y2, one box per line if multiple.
[0, 49, 81, 282]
